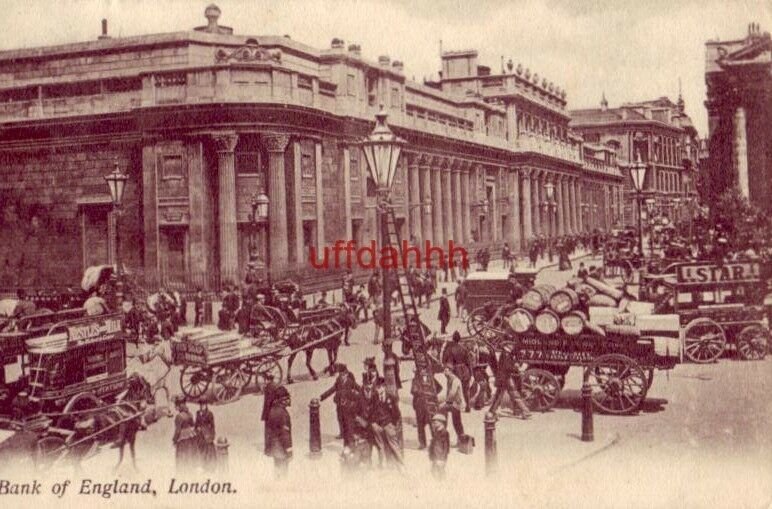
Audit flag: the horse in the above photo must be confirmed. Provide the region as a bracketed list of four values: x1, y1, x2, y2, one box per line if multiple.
[285, 303, 357, 384]
[408, 272, 435, 308]
[110, 373, 155, 472]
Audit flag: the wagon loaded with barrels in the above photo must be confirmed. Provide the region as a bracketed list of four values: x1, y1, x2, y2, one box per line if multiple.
[468, 276, 682, 415]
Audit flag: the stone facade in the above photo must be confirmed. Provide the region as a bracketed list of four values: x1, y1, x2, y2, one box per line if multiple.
[0, 6, 624, 291]
[570, 96, 700, 228]
[704, 23, 772, 211]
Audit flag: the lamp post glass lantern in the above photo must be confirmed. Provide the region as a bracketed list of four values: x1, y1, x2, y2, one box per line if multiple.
[249, 192, 269, 267]
[361, 107, 406, 342]
[104, 163, 129, 275]
[630, 152, 648, 255]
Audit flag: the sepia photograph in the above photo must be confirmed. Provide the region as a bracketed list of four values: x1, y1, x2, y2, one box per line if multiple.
[0, 0, 770, 507]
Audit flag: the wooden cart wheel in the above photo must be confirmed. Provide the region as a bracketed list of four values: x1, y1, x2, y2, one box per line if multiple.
[35, 435, 67, 471]
[587, 354, 648, 415]
[683, 318, 726, 364]
[645, 368, 655, 391]
[211, 366, 244, 403]
[179, 366, 211, 400]
[57, 392, 101, 429]
[736, 324, 769, 361]
[520, 368, 561, 412]
[466, 307, 489, 337]
[253, 360, 284, 392]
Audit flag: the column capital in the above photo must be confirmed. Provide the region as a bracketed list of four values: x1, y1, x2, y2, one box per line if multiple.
[405, 151, 421, 166]
[263, 133, 291, 153]
[418, 153, 433, 167]
[212, 132, 239, 153]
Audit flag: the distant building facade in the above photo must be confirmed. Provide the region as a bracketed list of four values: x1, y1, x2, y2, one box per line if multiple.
[0, 6, 623, 290]
[570, 96, 700, 227]
[704, 23, 771, 211]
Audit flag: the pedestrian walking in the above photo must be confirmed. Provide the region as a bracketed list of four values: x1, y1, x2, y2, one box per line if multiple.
[265, 386, 293, 478]
[502, 242, 511, 270]
[442, 331, 472, 412]
[489, 344, 531, 419]
[371, 294, 384, 344]
[195, 402, 216, 472]
[172, 396, 199, 473]
[410, 369, 441, 450]
[454, 280, 466, 320]
[428, 413, 450, 480]
[441, 365, 465, 444]
[320, 363, 358, 446]
[261, 373, 277, 455]
[193, 288, 204, 327]
[438, 288, 451, 334]
[368, 378, 403, 468]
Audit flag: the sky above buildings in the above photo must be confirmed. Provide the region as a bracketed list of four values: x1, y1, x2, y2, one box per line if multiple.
[0, 0, 770, 136]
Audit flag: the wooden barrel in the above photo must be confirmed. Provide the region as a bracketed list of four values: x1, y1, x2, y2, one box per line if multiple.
[549, 288, 580, 315]
[534, 309, 560, 335]
[575, 283, 598, 299]
[506, 308, 533, 334]
[521, 284, 556, 313]
[567, 277, 583, 289]
[584, 277, 624, 301]
[588, 294, 618, 308]
[560, 310, 586, 336]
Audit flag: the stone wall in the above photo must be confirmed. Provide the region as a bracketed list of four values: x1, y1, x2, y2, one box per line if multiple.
[0, 143, 142, 288]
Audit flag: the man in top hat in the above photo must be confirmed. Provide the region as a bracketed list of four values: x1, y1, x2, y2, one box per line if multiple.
[261, 372, 278, 455]
[320, 363, 358, 446]
[438, 288, 451, 334]
[265, 386, 292, 478]
[489, 343, 531, 420]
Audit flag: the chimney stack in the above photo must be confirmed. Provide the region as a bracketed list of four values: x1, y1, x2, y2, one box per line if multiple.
[378, 55, 390, 67]
[98, 19, 110, 40]
[331, 38, 345, 50]
[392, 60, 404, 73]
[348, 44, 361, 58]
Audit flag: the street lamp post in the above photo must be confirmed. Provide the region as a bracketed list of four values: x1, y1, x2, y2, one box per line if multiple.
[104, 162, 129, 277]
[249, 192, 269, 273]
[629, 152, 648, 256]
[361, 107, 406, 342]
[645, 197, 656, 258]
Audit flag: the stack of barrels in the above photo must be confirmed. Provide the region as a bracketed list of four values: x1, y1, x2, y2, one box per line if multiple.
[506, 277, 632, 337]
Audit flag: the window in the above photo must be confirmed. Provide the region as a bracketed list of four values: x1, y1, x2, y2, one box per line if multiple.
[347, 74, 356, 97]
[160, 154, 184, 180]
[236, 151, 261, 175]
[301, 153, 314, 179]
[350, 150, 360, 181]
[391, 87, 400, 108]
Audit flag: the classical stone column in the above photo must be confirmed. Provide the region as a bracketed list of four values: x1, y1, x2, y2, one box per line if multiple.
[533, 172, 542, 237]
[561, 178, 570, 234]
[734, 106, 749, 199]
[553, 176, 562, 236]
[408, 154, 421, 242]
[419, 155, 433, 244]
[452, 164, 463, 244]
[509, 170, 521, 250]
[431, 162, 444, 245]
[461, 166, 471, 244]
[292, 141, 304, 265]
[442, 160, 452, 243]
[522, 169, 533, 244]
[264, 133, 291, 276]
[213, 132, 239, 286]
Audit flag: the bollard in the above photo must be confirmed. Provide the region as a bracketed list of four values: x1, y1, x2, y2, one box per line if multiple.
[309, 398, 322, 458]
[581, 370, 594, 442]
[215, 436, 229, 473]
[383, 357, 397, 398]
[484, 412, 497, 476]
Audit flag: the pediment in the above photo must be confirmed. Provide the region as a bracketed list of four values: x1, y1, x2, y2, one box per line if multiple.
[215, 41, 281, 64]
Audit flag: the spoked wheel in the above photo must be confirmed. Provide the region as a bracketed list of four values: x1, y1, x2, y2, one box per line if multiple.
[211, 365, 245, 403]
[520, 368, 561, 412]
[645, 368, 655, 391]
[683, 318, 726, 364]
[179, 366, 212, 400]
[736, 324, 769, 361]
[57, 392, 102, 429]
[35, 435, 67, 471]
[467, 307, 501, 342]
[252, 360, 284, 392]
[587, 354, 648, 415]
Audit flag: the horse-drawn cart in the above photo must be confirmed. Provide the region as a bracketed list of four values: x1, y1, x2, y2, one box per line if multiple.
[172, 329, 284, 403]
